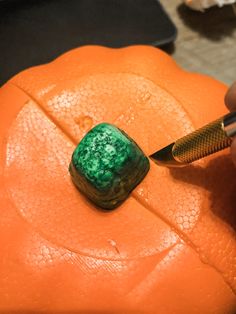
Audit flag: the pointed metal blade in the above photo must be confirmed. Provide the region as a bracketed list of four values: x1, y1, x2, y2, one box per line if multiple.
[149, 143, 187, 167]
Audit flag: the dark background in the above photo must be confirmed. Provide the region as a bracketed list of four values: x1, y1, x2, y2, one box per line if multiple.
[0, 0, 177, 85]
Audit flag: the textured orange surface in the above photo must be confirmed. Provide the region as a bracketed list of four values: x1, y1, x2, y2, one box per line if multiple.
[0, 46, 235, 313]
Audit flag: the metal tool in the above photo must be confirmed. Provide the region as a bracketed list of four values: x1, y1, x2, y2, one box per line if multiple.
[149, 112, 236, 167]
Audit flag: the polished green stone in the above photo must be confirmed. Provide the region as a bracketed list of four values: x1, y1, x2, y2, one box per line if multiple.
[69, 123, 150, 210]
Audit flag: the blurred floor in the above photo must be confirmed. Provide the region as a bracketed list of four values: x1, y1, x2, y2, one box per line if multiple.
[161, 1, 236, 85]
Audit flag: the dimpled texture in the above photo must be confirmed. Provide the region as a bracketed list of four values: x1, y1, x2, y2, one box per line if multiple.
[70, 123, 150, 209]
[0, 46, 235, 313]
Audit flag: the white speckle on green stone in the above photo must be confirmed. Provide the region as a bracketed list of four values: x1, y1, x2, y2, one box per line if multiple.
[69, 123, 150, 209]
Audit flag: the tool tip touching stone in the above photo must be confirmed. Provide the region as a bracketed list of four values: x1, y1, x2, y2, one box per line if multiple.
[69, 123, 150, 210]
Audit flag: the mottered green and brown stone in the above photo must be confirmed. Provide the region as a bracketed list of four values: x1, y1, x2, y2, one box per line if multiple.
[69, 123, 150, 209]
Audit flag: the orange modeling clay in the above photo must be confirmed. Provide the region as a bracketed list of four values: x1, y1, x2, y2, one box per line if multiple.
[0, 46, 235, 313]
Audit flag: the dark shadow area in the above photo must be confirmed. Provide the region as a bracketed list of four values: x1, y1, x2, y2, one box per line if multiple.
[170, 155, 236, 231]
[0, 0, 177, 85]
[160, 42, 176, 55]
[177, 3, 236, 41]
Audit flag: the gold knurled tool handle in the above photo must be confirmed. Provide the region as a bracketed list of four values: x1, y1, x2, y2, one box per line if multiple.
[150, 112, 236, 167]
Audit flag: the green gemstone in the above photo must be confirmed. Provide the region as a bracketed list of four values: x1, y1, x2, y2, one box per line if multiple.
[69, 123, 150, 210]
